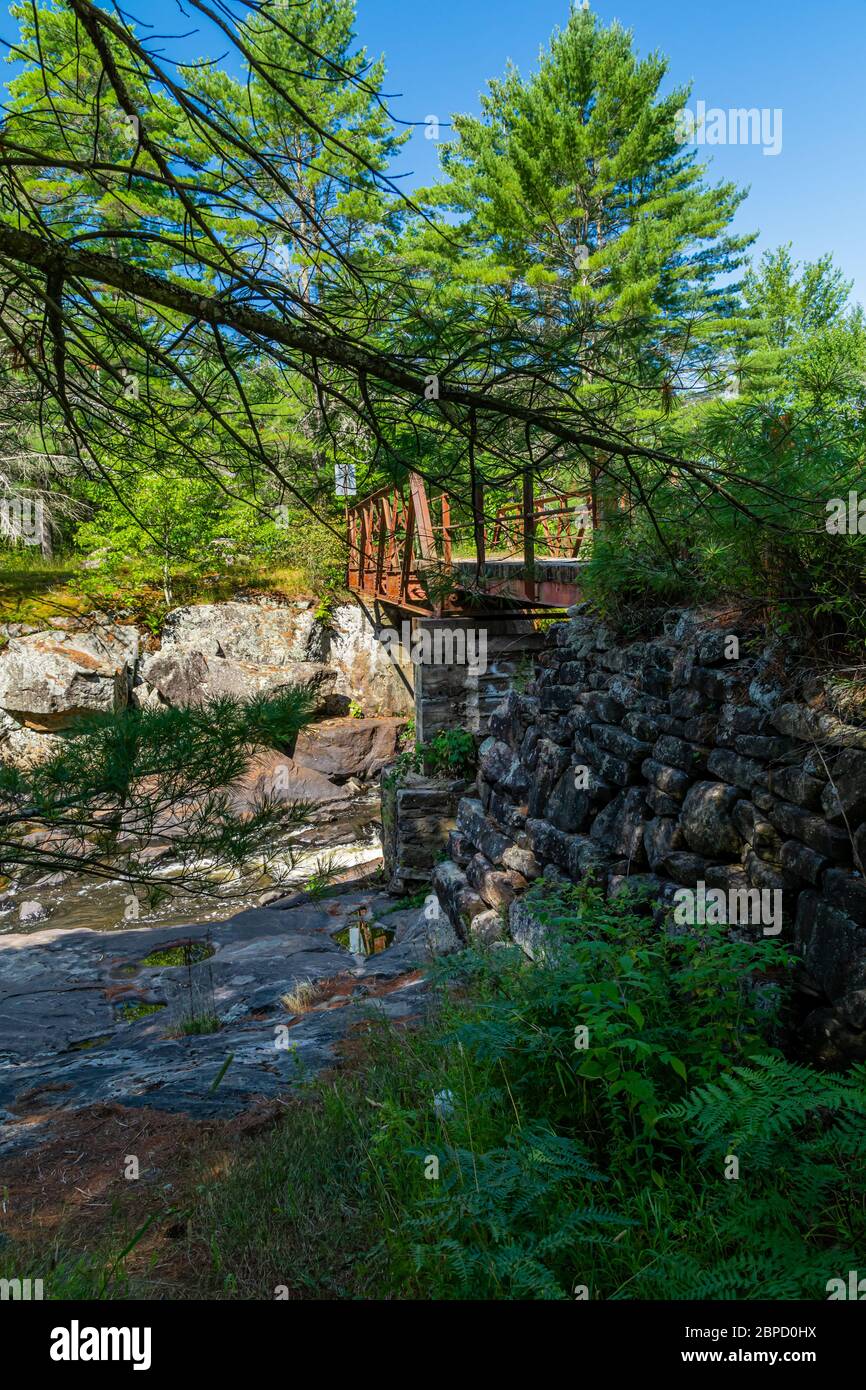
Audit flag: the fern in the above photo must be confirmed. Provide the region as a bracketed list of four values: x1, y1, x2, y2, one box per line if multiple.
[403, 1124, 629, 1299]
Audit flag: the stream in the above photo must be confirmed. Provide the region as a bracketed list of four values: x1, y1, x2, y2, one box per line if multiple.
[0, 791, 384, 936]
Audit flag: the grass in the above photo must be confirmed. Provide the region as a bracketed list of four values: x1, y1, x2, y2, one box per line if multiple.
[141, 942, 215, 968]
[0, 552, 91, 631]
[6, 883, 863, 1301]
[184, 889, 866, 1301]
[383, 888, 430, 913]
[178, 886, 866, 1301]
[0, 547, 348, 635]
[280, 979, 321, 1014]
[175, 1013, 221, 1037]
[115, 1000, 166, 1023]
[303, 853, 346, 902]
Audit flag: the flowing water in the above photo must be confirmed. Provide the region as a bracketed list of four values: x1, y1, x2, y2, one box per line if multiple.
[0, 791, 384, 936]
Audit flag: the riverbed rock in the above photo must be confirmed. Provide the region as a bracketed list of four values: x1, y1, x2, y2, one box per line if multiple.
[508, 895, 547, 960]
[431, 860, 485, 940]
[0, 711, 62, 765]
[0, 623, 138, 730]
[160, 600, 319, 664]
[232, 750, 352, 816]
[17, 900, 50, 924]
[326, 604, 413, 717]
[292, 716, 408, 782]
[138, 648, 339, 714]
[0, 884, 431, 1147]
[156, 600, 412, 718]
[680, 780, 743, 859]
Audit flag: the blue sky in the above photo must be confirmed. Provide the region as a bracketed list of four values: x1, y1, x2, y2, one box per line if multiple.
[6, 0, 863, 305]
[353, 0, 866, 308]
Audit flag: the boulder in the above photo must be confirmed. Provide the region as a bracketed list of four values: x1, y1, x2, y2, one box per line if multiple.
[771, 703, 866, 751]
[780, 839, 827, 887]
[589, 787, 647, 864]
[545, 760, 598, 833]
[659, 851, 708, 887]
[0, 710, 62, 765]
[469, 907, 508, 945]
[768, 765, 824, 810]
[465, 852, 527, 909]
[479, 737, 531, 798]
[820, 749, 866, 825]
[423, 894, 464, 955]
[431, 860, 485, 941]
[643, 816, 684, 871]
[796, 898, 866, 1001]
[144, 601, 412, 719]
[767, 801, 852, 863]
[652, 735, 708, 775]
[231, 751, 351, 816]
[706, 747, 768, 793]
[160, 600, 319, 664]
[292, 716, 408, 782]
[327, 604, 414, 717]
[528, 738, 571, 817]
[508, 895, 547, 960]
[138, 648, 338, 714]
[822, 867, 866, 929]
[18, 900, 50, 925]
[0, 624, 138, 730]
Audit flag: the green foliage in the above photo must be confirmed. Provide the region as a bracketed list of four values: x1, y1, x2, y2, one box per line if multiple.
[0, 1213, 160, 1300]
[175, 884, 863, 1301]
[582, 340, 866, 647]
[402, 1125, 622, 1300]
[141, 942, 213, 968]
[0, 689, 315, 889]
[739, 244, 864, 397]
[176, 1013, 221, 1038]
[407, 4, 751, 389]
[426, 884, 790, 1165]
[115, 1000, 165, 1023]
[418, 727, 478, 779]
[18, 883, 862, 1301]
[303, 852, 344, 901]
[382, 724, 476, 784]
[644, 1056, 866, 1299]
[1, 0, 862, 654]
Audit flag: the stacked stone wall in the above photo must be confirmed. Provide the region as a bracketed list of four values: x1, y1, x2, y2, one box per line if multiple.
[430, 605, 866, 1062]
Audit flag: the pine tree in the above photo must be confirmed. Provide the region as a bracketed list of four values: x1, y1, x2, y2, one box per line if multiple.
[737, 244, 865, 401]
[407, 4, 753, 411]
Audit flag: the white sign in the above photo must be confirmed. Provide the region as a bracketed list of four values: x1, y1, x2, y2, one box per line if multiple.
[335, 462, 357, 497]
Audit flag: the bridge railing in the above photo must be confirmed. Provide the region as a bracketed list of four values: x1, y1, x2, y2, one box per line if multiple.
[346, 472, 595, 611]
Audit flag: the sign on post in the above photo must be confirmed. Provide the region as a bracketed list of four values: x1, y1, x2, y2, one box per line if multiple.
[335, 462, 357, 497]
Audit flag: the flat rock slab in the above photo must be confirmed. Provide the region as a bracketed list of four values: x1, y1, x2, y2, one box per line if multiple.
[0, 886, 429, 1154]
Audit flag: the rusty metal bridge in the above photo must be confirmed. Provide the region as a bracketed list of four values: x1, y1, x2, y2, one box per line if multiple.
[346, 472, 594, 615]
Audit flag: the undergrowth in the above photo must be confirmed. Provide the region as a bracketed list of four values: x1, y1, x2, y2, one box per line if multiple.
[5, 882, 863, 1300]
[184, 882, 865, 1300]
